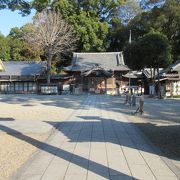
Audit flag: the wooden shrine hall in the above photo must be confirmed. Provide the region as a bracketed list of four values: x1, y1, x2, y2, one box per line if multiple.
[65, 52, 130, 94]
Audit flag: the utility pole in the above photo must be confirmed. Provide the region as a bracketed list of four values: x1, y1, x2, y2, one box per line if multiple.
[129, 30, 132, 93]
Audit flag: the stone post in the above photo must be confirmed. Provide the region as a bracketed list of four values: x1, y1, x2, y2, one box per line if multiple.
[139, 95, 144, 114]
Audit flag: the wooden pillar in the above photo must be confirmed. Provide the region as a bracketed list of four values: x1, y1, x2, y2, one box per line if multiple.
[112, 70, 114, 94]
[81, 76, 83, 92]
[105, 78, 107, 94]
[170, 81, 173, 97]
[88, 77, 91, 93]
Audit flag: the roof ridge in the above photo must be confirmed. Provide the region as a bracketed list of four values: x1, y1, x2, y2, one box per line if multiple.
[73, 52, 122, 55]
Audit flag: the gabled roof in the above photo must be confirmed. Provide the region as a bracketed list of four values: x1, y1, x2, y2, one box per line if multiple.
[143, 68, 163, 78]
[159, 61, 180, 79]
[123, 71, 143, 79]
[0, 60, 5, 72]
[0, 61, 46, 76]
[65, 52, 129, 72]
[167, 60, 180, 72]
[81, 64, 112, 77]
[123, 69, 165, 79]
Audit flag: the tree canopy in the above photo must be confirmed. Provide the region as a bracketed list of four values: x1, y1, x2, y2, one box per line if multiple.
[129, 0, 180, 60]
[51, 0, 125, 52]
[124, 31, 172, 70]
[0, 0, 179, 72]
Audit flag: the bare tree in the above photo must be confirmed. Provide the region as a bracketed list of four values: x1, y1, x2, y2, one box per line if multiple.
[25, 10, 76, 84]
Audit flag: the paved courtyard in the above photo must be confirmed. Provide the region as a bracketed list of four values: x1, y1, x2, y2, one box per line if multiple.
[0, 95, 176, 180]
[0, 94, 85, 180]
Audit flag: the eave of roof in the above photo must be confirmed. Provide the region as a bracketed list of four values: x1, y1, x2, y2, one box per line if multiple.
[0, 61, 46, 76]
[69, 52, 129, 72]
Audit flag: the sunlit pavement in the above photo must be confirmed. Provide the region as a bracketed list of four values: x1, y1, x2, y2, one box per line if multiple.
[7, 95, 179, 180]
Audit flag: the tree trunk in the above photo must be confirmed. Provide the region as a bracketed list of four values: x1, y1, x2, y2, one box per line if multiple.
[150, 67, 153, 84]
[105, 78, 107, 94]
[170, 81, 173, 98]
[47, 52, 52, 85]
[157, 68, 161, 98]
[153, 68, 156, 96]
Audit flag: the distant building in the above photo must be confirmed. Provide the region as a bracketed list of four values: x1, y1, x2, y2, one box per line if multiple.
[160, 60, 180, 97]
[0, 52, 130, 95]
[65, 52, 129, 94]
[0, 61, 72, 94]
[122, 61, 180, 97]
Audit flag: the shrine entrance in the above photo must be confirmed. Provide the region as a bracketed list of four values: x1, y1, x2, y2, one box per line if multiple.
[80, 66, 112, 94]
[88, 77, 107, 94]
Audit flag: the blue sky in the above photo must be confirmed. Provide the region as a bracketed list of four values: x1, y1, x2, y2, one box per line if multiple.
[0, 9, 35, 36]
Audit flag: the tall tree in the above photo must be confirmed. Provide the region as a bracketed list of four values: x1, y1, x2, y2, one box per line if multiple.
[25, 10, 76, 84]
[129, 0, 180, 60]
[49, 0, 125, 52]
[0, 33, 10, 60]
[0, 0, 31, 15]
[124, 31, 172, 96]
[124, 41, 144, 70]
[8, 26, 41, 60]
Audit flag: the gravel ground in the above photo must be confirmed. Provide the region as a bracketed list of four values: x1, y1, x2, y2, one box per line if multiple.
[0, 94, 179, 179]
[118, 96, 180, 170]
[0, 94, 85, 180]
[0, 133, 47, 180]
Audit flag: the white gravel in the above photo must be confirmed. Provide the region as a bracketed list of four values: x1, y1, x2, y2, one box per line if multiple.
[0, 94, 85, 180]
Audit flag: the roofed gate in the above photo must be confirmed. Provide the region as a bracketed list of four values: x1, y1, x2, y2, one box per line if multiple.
[65, 52, 129, 94]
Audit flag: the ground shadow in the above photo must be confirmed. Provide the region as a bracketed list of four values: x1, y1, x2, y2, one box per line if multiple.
[0, 95, 179, 178]
[102, 96, 180, 124]
[45, 115, 180, 162]
[0, 94, 87, 110]
[0, 124, 135, 179]
[133, 122, 180, 159]
[0, 118, 14, 121]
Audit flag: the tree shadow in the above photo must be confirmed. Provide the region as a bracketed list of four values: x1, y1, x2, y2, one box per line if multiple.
[0, 124, 135, 180]
[133, 121, 180, 159]
[0, 118, 14, 121]
[45, 116, 180, 162]
[0, 95, 179, 178]
[0, 94, 87, 110]
[99, 96, 180, 124]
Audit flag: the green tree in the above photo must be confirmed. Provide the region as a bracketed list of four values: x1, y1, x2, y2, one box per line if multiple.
[0, 0, 31, 15]
[0, 33, 10, 60]
[129, 0, 180, 60]
[124, 41, 144, 70]
[124, 31, 172, 97]
[108, 19, 129, 51]
[50, 0, 125, 52]
[8, 38, 23, 60]
[8, 26, 41, 61]
[139, 32, 172, 69]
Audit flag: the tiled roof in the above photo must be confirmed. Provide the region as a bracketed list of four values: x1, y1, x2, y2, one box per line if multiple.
[81, 64, 113, 77]
[0, 61, 46, 76]
[65, 52, 129, 72]
[143, 68, 164, 78]
[162, 60, 180, 74]
[169, 60, 180, 72]
[123, 71, 143, 79]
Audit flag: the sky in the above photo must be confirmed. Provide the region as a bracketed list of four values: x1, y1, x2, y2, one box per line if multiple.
[0, 9, 35, 36]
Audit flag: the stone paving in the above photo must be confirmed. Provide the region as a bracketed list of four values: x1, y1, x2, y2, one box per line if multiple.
[12, 95, 178, 180]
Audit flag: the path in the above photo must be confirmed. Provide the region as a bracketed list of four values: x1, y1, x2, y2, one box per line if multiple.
[12, 95, 178, 180]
